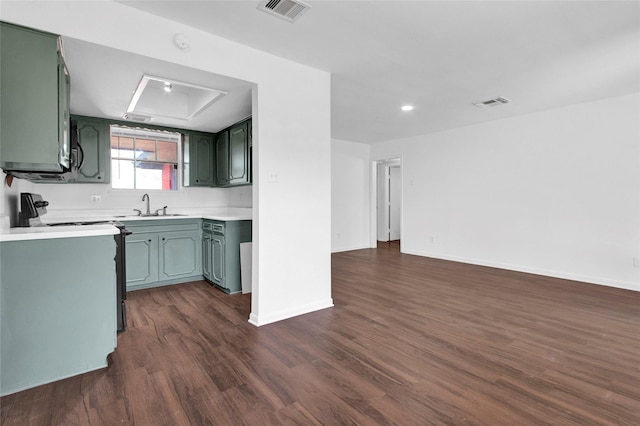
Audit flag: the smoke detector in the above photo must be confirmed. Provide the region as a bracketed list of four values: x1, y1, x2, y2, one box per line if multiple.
[473, 96, 510, 108]
[257, 0, 311, 23]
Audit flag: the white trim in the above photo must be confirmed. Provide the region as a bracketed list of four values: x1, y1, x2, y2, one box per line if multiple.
[248, 298, 334, 327]
[402, 248, 640, 292]
[331, 244, 371, 253]
[369, 155, 402, 249]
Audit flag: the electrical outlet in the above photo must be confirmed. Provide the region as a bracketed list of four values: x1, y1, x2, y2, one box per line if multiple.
[90, 195, 101, 203]
[633, 257, 640, 268]
[429, 235, 435, 244]
[267, 168, 280, 183]
[337, 233, 341, 239]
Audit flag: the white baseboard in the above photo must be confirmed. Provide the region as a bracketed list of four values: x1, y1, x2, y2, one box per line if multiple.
[402, 248, 639, 292]
[248, 298, 334, 327]
[331, 244, 370, 253]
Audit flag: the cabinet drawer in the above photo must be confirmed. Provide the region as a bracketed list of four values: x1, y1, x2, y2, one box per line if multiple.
[203, 220, 225, 235]
[122, 219, 201, 234]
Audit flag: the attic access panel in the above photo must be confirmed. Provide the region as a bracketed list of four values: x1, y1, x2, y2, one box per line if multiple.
[126, 74, 227, 121]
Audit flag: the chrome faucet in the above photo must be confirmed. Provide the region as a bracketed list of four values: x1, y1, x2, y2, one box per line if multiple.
[142, 193, 150, 215]
[154, 206, 168, 216]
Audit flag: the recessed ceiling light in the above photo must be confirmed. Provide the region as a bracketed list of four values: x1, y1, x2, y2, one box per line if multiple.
[163, 82, 172, 93]
[401, 105, 414, 112]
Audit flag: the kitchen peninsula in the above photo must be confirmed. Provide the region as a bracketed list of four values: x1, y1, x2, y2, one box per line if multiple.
[0, 226, 119, 396]
[0, 208, 252, 396]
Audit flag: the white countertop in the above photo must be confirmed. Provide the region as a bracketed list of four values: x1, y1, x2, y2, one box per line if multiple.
[40, 207, 252, 223]
[0, 224, 119, 242]
[0, 208, 252, 242]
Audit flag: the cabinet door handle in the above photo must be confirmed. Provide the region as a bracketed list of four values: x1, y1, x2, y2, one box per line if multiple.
[162, 238, 165, 241]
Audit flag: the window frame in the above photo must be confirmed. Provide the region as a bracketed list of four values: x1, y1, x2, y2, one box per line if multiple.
[109, 125, 182, 192]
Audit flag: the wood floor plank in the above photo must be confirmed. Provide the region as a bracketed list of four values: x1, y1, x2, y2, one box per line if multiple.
[3, 243, 640, 425]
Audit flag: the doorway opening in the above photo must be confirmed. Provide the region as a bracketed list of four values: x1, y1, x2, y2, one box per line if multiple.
[371, 157, 401, 251]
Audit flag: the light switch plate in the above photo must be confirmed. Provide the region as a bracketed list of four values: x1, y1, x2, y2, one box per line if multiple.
[267, 169, 280, 183]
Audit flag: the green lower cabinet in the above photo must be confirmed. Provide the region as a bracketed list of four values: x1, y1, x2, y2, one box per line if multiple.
[202, 219, 251, 294]
[1, 236, 117, 396]
[159, 230, 202, 281]
[124, 219, 202, 291]
[211, 234, 225, 286]
[202, 232, 212, 281]
[125, 233, 159, 287]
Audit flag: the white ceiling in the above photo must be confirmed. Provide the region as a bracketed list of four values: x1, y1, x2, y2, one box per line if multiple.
[89, 1, 639, 143]
[64, 38, 253, 133]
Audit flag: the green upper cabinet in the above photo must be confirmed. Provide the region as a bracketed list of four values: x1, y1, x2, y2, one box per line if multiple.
[70, 116, 110, 183]
[0, 22, 70, 172]
[184, 132, 215, 186]
[214, 117, 252, 187]
[247, 119, 252, 183]
[215, 130, 230, 187]
[229, 120, 250, 185]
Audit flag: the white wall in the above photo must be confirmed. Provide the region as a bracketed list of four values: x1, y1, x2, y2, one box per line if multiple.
[29, 183, 230, 213]
[1, 1, 333, 324]
[331, 139, 370, 252]
[372, 93, 640, 291]
[0, 178, 34, 227]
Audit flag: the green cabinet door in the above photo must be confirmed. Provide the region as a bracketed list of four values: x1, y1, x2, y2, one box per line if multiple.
[72, 117, 110, 183]
[158, 230, 202, 281]
[211, 234, 226, 286]
[125, 233, 159, 288]
[202, 232, 212, 281]
[59, 56, 71, 169]
[204, 219, 251, 293]
[229, 120, 249, 185]
[248, 119, 253, 183]
[215, 130, 230, 186]
[0, 22, 68, 172]
[185, 132, 215, 186]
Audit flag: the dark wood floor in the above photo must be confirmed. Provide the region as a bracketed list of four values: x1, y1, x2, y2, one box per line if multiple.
[3, 243, 640, 425]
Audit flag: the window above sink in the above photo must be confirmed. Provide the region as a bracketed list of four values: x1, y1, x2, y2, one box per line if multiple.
[110, 126, 181, 191]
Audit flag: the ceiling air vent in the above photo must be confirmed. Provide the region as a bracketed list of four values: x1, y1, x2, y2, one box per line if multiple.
[473, 96, 511, 109]
[122, 113, 152, 123]
[257, 0, 311, 23]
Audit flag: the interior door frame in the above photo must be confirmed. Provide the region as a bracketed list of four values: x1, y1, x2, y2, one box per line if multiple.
[370, 155, 402, 249]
